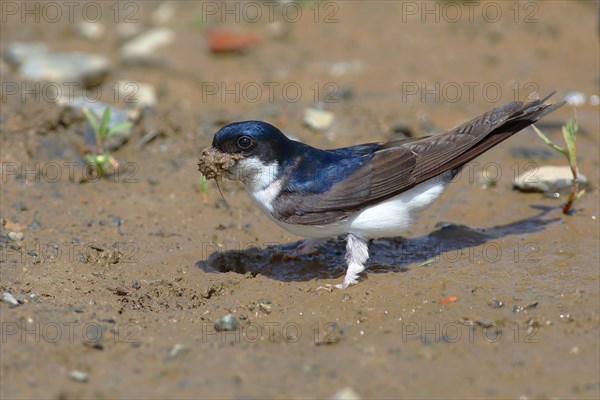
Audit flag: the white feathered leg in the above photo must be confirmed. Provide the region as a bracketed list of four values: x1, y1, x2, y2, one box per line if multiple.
[337, 234, 369, 288]
[317, 234, 369, 291]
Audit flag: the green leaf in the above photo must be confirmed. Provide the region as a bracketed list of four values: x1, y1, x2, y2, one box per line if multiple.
[99, 107, 112, 138]
[107, 121, 132, 136]
[84, 154, 97, 165]
[562, 114, 578, 171]
[418, 258, 436, 267]
[82, 108, 99, 135]
[532, 124, 568, 157]
[199, 175, 209, 193]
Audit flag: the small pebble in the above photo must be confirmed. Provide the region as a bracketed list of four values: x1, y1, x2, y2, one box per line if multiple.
[166, 344, 190, 361]
[258, 298, 272, 314]
[488, 298, 504, 308]
[120, 28, 175, 63]
[564, 91, 586, 107]
[303, 107, 335, 131]
[8, 232, 24, 242]
[69, 370, 89, 382]
[3, 292, 19, 306]
[331, 387, 361, 400]
[513, 165, 588, 193]
[329, 60, 363, 77]
[114, 80, 157, 109]
[19, 52, 109, 86]
[4, 41, 48, 65]
[27, 220, 41, 230]
[151, 2, 175, 25]
[214, 314, 240, 331]
[77, 21, 106, 41]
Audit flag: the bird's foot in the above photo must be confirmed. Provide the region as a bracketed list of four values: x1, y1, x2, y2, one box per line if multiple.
[315, 274, 359, 292]
[283, 238, 324, 260]
[315, 234, 369, 292]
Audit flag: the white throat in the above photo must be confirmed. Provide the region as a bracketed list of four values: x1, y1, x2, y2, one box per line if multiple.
[231, 157, 281, 214]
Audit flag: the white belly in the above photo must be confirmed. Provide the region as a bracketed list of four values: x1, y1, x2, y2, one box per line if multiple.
[261, 174, 449, 239]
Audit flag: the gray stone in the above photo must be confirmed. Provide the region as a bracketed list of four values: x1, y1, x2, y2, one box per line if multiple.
[4, 41, 48, 65]
[120, 28, 175, 64]
[213, 314, 240, 332]
[513, 165, 588, 193]
[8, 232, 24, 242]
[2, 292, 19, 306]
[19, 53, 109, 86]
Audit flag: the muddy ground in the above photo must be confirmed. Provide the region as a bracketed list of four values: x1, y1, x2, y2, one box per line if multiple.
[1, 1, 599, 399]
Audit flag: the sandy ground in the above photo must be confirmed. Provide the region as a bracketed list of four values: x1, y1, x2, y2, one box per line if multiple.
[1, 1, 599, 399]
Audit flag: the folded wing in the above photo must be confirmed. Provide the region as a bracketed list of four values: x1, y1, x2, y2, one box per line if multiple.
[274, 93, 563, 225]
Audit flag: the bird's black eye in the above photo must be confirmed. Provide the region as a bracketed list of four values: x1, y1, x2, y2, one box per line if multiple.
[237, 135, 253, 150]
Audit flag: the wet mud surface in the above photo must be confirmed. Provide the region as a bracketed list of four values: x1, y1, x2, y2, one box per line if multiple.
[1, 2, 599, 399]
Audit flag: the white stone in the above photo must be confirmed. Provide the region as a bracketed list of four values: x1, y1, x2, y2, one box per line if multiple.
[115, 80, 157, 109]
[2, 292, 19, 306]
[77, 21, 106, 41]
[564, 91, 586, 107]
[120, 28, 175, 62]
[151, 2, 175, 25]
[4, 41, 48, 65]
[19, 53, 109, 85]
[303, 107, 335, 131]
[513, 165, 588, 193]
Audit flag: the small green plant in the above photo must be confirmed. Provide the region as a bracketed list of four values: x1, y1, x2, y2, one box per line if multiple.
[198, 174, 209, 193]
[532, 112, 583, 214]
[83, 107, 132, 177]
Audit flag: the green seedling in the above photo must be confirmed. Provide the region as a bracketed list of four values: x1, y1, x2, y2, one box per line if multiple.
[199, 174, 209, 193]
[82, 107, 132, 177]
[532, 112, 583, 214]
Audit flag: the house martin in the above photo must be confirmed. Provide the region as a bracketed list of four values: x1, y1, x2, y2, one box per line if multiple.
[206, 93, 563, 289]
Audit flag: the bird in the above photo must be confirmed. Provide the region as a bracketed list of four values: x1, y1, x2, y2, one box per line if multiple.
[207, 93, 563, 289]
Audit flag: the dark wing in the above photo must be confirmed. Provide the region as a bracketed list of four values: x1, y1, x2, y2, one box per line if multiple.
[274, 93, 564, 225]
